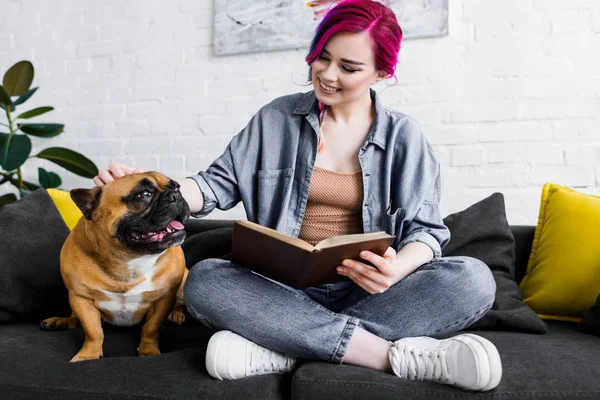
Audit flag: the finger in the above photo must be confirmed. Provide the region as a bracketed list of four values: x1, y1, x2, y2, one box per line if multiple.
[358, 250, 395, 276]
[109, 162, 126, 179]
[337, 264, 386, 294]
[133, 167, 147, 174]
[339, 259, 391, 288]
[98, 169, 115, 184]
[92, 176, 105, 187]
[109, 162, 139, 176]
[383, 246, 397, 262]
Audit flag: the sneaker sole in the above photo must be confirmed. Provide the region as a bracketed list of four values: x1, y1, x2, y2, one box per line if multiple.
[206, 330, 234, 380]
[461, 334, 502, 391]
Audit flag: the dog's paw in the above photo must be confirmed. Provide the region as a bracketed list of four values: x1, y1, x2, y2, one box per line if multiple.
[166, 309, 186, 326]
[70, 351, 103, 362]
[41, 317, 77, 331]
[138, 345, 161, 357]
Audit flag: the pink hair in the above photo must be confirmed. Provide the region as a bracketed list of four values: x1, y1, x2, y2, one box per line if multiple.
[307, 0, 402, 153]
[305, 0, 403, 81]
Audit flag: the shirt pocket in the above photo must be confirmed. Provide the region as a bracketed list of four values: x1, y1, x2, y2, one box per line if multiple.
[386, 201, 406, 239]
[256, 168, 294, 229]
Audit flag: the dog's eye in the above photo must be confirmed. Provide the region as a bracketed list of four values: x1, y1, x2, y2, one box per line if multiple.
[136, 190, 153, 199]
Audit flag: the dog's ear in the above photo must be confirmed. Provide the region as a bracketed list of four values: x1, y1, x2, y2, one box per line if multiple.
[70, 187, 102, 220]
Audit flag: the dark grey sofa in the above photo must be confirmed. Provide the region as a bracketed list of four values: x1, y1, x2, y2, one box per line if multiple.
[1, 220, 599, 400]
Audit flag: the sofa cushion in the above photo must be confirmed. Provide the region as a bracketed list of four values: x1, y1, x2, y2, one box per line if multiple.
[46, 188, 83, 230]
[0, 321, 286, 400]
[291, 320, 600, 400]
[442, 193, 547, 333]
[182, 226, 234, 268]
[0, 189, 71, 323]
[520, 183, 600, 322]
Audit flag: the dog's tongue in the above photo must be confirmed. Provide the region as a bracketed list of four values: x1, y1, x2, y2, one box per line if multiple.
[168, 220, 185, 231]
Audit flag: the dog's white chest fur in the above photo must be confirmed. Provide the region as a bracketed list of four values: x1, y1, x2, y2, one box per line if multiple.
[97, 253, 162, 326]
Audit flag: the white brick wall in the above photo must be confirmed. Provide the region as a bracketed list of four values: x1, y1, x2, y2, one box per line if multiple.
[1, 0, 599, 224]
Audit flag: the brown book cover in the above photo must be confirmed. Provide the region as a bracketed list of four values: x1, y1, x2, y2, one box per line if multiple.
[231, 220, 396, 289]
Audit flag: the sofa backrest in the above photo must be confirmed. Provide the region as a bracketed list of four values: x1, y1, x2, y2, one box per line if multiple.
[511, 226, 535, 284]
[184, 219, 536, 284]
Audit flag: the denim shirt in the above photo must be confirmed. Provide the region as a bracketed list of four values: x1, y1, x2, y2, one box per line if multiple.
[189, 90, 450, 257]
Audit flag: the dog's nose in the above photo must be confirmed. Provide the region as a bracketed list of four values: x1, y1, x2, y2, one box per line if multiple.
[166, 190, 178, 202]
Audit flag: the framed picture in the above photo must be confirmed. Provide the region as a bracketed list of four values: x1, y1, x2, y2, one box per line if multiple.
[214, 0, 449, 56]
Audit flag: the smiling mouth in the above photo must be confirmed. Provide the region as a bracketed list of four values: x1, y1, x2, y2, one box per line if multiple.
[128, 220, 185, 244]
[319, 79, 341, 93]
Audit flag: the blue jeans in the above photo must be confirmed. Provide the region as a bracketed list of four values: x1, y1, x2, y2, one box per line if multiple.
[183, 256, 495, 364]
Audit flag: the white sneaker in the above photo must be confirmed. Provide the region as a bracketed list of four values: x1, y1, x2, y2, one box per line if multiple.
[389, 333, 502, 391]
[205, 330, 296, 380]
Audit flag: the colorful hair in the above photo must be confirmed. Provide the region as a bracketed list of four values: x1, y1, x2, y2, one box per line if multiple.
[305, 0, 403, 81]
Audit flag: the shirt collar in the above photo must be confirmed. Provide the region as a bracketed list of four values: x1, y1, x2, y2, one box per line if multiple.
[293, 89, 388, 150]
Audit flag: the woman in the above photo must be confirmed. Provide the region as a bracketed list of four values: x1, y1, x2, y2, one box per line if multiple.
[95, 0, 502, 391]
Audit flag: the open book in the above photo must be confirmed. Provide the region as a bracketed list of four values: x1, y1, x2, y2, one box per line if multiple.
[231, 220, 396, 289]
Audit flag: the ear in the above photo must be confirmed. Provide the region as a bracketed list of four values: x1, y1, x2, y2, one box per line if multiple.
[374, 70, 387, 84]
[70, 187, 102, 220]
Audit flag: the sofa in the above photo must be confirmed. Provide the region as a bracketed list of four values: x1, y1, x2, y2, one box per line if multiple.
[0, 190, 599, 400]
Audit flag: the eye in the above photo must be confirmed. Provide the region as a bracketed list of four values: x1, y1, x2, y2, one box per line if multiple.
[136, 190, 153, 199]
[342, 66, 359, 73]
[318, 55, 330, 62]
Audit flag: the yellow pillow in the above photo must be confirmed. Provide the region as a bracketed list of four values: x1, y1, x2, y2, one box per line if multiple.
[47, 188, 83, 230]
[520, 183, 600, 322]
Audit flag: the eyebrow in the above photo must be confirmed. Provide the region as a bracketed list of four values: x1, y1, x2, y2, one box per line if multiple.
[135, 178, 155, 192]
[322, 48, 365, 66]
[122, 178, 156, 201]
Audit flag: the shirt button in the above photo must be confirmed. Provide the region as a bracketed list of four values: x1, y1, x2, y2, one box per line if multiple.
[364, 203, 369, 207]
[365, 173, 371, 177]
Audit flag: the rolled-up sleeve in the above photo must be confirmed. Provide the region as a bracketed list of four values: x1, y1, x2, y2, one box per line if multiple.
[391, 119, 450, 258]
[397, 202, 449, 259]
[187, 165, 229, 218]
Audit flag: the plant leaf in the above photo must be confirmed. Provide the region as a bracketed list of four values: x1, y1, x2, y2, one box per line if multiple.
[38, 167, 62, 189]
[18, 123, 64, 138]
[0, 193, 18, 207]
[7, 175, 41, 191]
[23, 179, 41, 190]
[3, 61, 34, 97]
[0, 85, 14, 109]
[13, 87, 38, 106]
[17, 106, 54, 119]
[0, 133, 32, 170]
[5, 175, 40, 191]
[35, 147, 99, 178]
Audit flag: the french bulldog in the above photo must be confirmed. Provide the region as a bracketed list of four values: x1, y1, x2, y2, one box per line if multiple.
[41, 172, 191, 362]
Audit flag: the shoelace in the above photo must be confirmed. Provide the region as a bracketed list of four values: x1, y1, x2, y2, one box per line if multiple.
[248, 344, 292, 374]
[389, 344, 453, 383]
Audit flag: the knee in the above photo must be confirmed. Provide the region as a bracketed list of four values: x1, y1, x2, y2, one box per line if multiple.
[457, 256, 496, 309]
[437, 256, 495, 311]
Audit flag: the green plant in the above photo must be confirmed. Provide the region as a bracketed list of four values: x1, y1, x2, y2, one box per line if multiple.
[0, 60, 99, 207]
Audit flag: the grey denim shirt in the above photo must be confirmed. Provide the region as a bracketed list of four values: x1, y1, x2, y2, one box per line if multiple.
[189, 89, 450, 257]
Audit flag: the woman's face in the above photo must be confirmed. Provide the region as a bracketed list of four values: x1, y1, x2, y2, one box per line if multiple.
[311, 31, 385, 107]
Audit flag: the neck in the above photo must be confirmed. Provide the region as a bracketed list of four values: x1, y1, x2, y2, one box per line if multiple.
[327, 90, 374, 124]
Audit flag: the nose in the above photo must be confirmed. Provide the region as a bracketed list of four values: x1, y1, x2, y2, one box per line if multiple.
[166, 180, 180, 202]
[166, 190, 178, 202]
[321, 63, 337, 82]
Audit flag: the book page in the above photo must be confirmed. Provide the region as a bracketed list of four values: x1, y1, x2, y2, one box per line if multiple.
[236, 220, 315, 252]
[314, 231, 394, 250]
